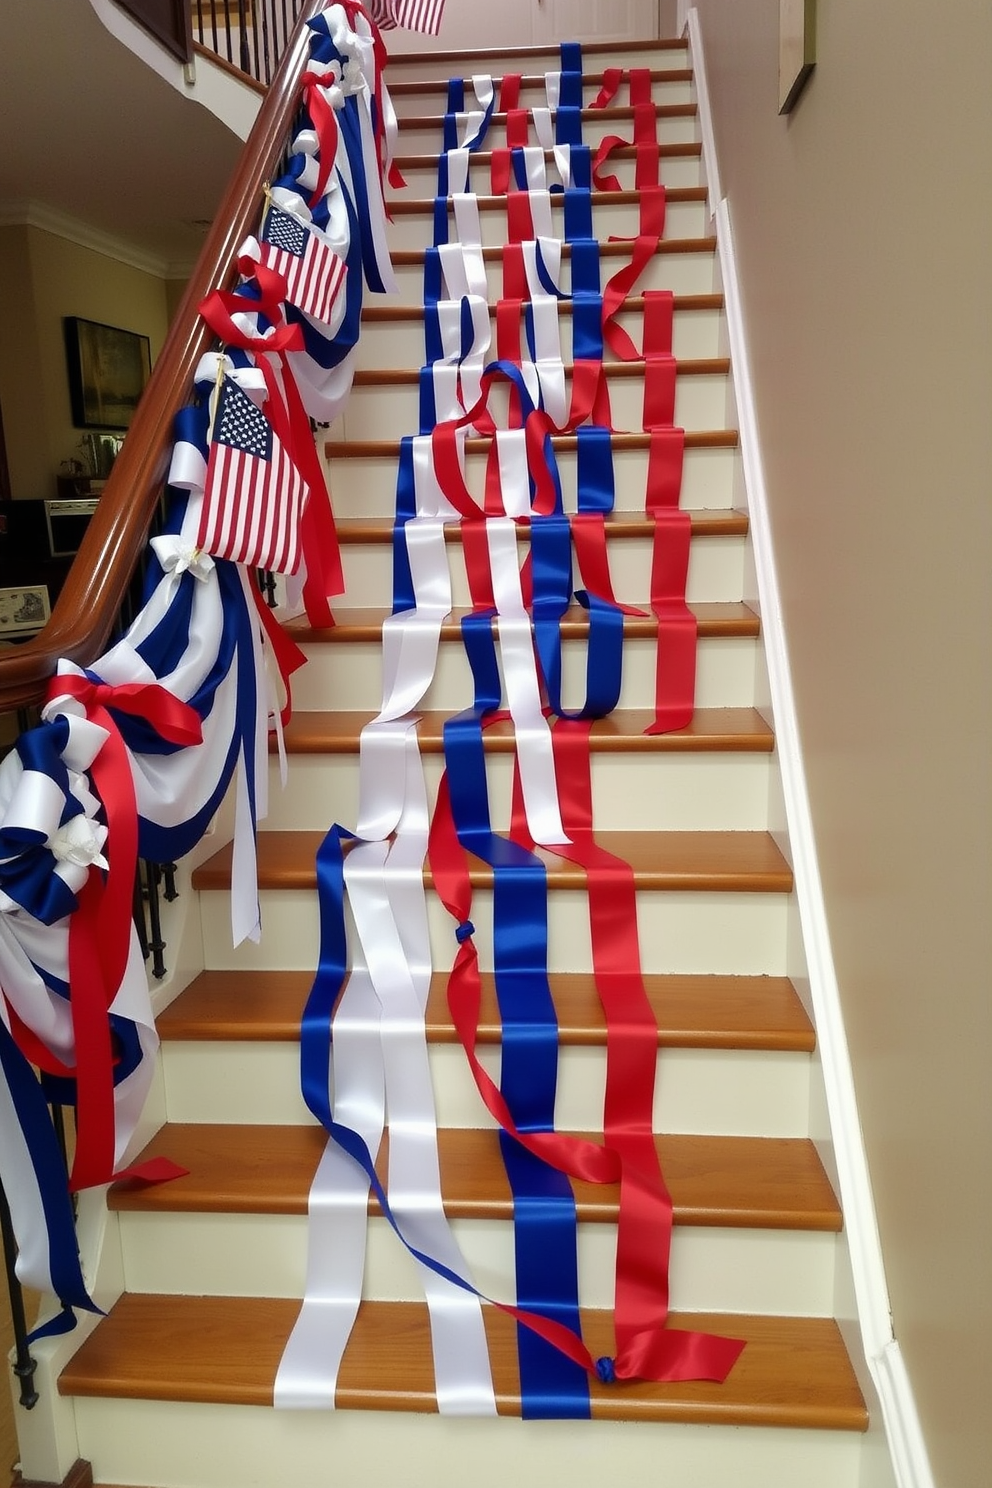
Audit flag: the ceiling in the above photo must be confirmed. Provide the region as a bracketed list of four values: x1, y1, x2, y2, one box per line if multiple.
[0, 0, 245, 274]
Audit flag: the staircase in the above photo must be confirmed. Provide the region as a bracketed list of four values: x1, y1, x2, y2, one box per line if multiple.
[49, 32, 880, 1488]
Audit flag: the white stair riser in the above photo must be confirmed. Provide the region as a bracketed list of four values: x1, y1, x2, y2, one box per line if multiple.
[266, 749, 771, 833]
[333, 531, 743, 611]
[396, 113, 698, 154]
[334, 370, 729, 441]
[356, 306, 724, 371]
[198, 885, 789, 977]
[386, 46, 692, 82]
[161, 1042, 809, 1136]
[385, 196, 707, 252]
[118, 1209, 837, 1316]
[388, 78, 695, 119]
[374, 244, 718, 300]
[388, 152, 703, 197]
[290, 635, 758, 712]
[326, 444, 737, 518]
[71, 1398, 862, 1488]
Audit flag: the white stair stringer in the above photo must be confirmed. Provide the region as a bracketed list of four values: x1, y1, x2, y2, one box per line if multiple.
[39, 33, 888, 1488]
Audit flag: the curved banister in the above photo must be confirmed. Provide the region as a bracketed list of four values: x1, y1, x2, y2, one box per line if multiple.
[0, 0, 326, 713]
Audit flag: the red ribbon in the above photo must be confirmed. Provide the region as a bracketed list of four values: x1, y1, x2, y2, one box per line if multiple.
[247, 572, 309, 726]
[427, 756, 744, 1383]
[300, 70, 342, 208]
[642, 289, 677, 429]
[505, 720, 744, 1381]
[44, 675, 200, 1193]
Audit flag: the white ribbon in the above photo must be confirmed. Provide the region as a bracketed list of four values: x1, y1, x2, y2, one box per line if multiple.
[279, 425, 495, 1412]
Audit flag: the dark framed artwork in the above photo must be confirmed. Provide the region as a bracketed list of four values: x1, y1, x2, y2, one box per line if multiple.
[779, 0, 817, 113]
[64, 317, 152, 431]
[115, 0, 192, 62]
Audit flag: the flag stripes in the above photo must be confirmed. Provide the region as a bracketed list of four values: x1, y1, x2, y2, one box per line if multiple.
[371, 0, 446, 35]
[197, 378, 306, 574]
[259, 205, 348, 326]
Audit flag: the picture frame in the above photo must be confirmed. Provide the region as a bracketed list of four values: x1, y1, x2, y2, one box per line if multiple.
[63, 317, 152, 431]
[0, 585, 51, 637]
[779, 0, 816, 114]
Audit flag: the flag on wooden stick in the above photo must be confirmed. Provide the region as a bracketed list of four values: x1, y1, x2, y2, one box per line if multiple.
[258, 205, 348, 327]
[369, 0, 446, 34]
[197, 375, 305, 574]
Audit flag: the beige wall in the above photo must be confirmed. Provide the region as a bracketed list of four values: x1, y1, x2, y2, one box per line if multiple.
[689, 3, 992, 1484]
[0, 226, 49, 502]
[0, 226, 169, 500]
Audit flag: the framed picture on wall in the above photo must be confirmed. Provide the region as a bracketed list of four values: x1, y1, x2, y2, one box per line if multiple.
[0, 585, 50, 637]
[63, 317, 152, 431]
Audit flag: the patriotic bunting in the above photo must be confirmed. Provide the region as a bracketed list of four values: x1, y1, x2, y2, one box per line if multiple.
[0, 1, 386, 1333]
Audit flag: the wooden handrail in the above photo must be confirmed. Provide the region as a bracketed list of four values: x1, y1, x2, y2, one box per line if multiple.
[0, 0, 326, 714]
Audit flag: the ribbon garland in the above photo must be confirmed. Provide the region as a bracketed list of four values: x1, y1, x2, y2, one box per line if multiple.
[0, 2, 397, 1334]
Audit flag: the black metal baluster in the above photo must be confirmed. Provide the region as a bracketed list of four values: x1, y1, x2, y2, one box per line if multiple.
[0, 1181, 38, 1410]
[237, 0, 251, 75]
[132, 860, 150, 963]
[251, 0, 263, 83]
[144, 862, 168, 980]
[260, 0, 272, 86]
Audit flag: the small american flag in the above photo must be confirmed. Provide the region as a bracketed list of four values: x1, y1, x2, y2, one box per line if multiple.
[197, 377, 305, 575]
[369, 0, 446, 34]
[258, 205, 347, 326]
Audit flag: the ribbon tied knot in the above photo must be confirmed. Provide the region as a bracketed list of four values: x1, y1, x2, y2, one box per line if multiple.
[455, 919, 475, 944]
[149, 535, 216, 584]
[48, 814, 109, 872]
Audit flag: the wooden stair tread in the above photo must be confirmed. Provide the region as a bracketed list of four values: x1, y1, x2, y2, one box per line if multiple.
[277, 706, 771, 754]
[387, 38, 689, 66]
[352, 358, 729, 385]
[286, 601, 758, 641]
[362, 291, 723, 322]
[397, 103, 696, 130]
[388, 69, 694, 98]
[391, 143, 703, 169]
[334, 509, 745, 539]
[389, 186, 707, 213]
[158, 970, 814, 1051]
[59, 1294, 867, 1430]
[192, 829, 793, 894]
[111, 1125, 840, 1231]
[327, 430, 738, 458]
[389, 235, 716, 265]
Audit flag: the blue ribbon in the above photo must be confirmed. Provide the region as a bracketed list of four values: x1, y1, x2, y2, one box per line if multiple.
[443, 613, 589, 1418]
[0, 1021, 100, 1338]
[531, 518, 625, 720]
[576, 427, 615, 513]
[441, 76, 496, 159]
[0, 720, 82, 926]
[391, 436, 417, 613]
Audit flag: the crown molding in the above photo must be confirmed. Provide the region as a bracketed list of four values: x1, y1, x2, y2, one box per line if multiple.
[0, 198, 192, 280]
